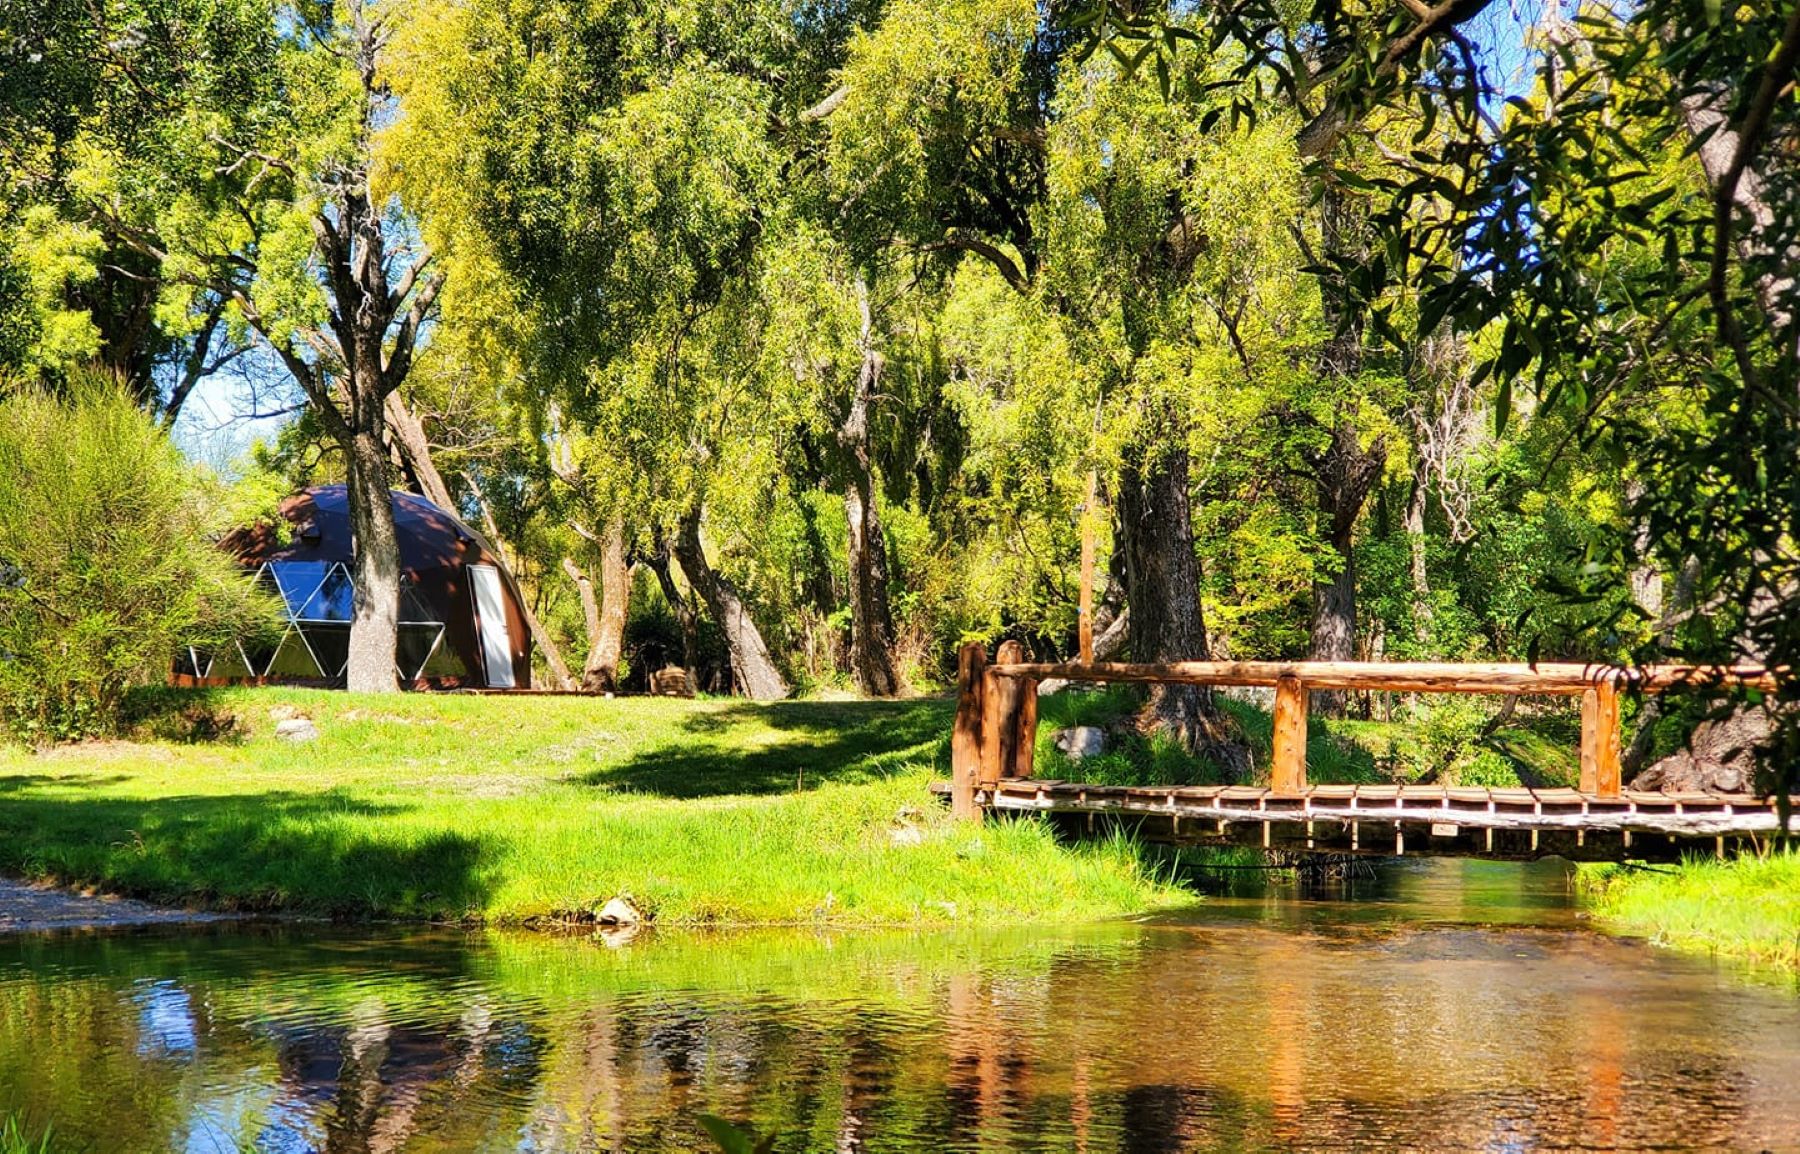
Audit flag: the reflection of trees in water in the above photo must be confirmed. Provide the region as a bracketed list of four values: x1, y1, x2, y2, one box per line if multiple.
[0, 926, 1789, 1152]
[256, 997, 545, 1152]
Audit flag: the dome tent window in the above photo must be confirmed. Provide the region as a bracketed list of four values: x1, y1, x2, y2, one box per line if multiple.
[176, 486, 532, 690]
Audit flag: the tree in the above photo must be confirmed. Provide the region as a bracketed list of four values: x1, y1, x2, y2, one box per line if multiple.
[390, 0, 798, 697]
[0, 0, 269, 417]
[0, 379, 273, 739]
[35, 0, 450, 691]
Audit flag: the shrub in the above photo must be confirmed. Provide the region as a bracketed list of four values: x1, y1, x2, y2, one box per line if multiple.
[0, 379, 276, 741]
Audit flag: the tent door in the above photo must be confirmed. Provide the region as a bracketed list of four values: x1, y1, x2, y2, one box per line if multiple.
[469, 564, 516, 689]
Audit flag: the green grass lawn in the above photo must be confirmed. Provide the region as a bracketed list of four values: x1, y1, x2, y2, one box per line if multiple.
[1580, 853, 1800, 969]
[0, 688, 1190, 926]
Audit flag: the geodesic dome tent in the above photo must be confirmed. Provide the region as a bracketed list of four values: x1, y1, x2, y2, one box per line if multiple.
[174, 485, 531, 689]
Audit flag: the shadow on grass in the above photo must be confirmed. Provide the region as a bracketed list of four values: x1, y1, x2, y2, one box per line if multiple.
[0, 788, 494, 919]
[586, 698, 954, 799]
[121, 685, 250, 743]
[0, 773, 133, 793]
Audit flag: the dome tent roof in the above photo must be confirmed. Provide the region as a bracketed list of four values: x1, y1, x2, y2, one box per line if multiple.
[190, 485, 532, 689]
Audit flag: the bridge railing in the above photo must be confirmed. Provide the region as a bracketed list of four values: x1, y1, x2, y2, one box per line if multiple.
[947, 642, 1778, 819]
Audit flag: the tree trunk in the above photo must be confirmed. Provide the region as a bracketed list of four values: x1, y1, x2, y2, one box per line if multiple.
[595, 516, 630, 692]
[1679, 91, 1800, 346]
[562, 516, 631, 693]
[671, 509, 790, 700]
[840, 275, 902, 697]
[647, 531, 701, 685]
[1308, 422, 1387, 716]
[1404, 465, 1433, 650]
[384, 391, 456, 513]
[1115, 436, 1249, 780]
[564, 556, 605, 686]
[344, 417, 402, 693]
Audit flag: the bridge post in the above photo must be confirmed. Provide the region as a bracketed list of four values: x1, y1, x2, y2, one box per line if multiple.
[1010, 677, 1039, 779]
[1271, 674, 1308, 796]
[1581, 678, 1622, 798]
[988, 641, 1037, 784]
[951, 641, 988, 819]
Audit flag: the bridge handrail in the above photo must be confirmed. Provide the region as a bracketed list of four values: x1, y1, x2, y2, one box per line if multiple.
[947, 645, 1781, 818]
[985, 659, 1779, 695]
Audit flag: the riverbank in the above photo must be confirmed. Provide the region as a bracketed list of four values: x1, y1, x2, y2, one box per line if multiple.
[1580, 852, 1800, 968]
[0, 689, 1188, 926]
[0, 878, 237, 934]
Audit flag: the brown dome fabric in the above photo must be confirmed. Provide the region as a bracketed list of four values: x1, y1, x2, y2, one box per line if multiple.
[176, 486, 532, 689]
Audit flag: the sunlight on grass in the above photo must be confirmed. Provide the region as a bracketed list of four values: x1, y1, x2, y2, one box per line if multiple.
[0, 688, 1192, 926]
[1580, 852, 1800, 969]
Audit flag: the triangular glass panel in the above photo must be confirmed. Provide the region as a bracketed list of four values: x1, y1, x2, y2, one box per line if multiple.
[208, 644, 253, 680]
[398, 577, 439, 625]
[174, 646, 214, 679]
[299, 563, 355, 622]
[420, 628, 471, 680]
[396, 623, 445, 681]
[269, 562, 332, 619]
[263, 626, 325, 679]
[250, 564, 280, 607]
[298, 624, 350, 680]
[237, 634, 280, 678]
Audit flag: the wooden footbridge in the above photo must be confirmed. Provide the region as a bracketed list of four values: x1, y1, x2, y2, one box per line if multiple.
[937, 643, 1790, 863]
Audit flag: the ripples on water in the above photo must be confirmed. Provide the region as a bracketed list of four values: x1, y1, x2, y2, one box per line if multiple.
[0, 860, 1797, 1152]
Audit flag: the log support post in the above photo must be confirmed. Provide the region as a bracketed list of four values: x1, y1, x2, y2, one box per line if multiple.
[951, 642, 989, 820]
[1011, 676, 1040, 779]
[1581, 678, 1622, 799]
[1079, 471, 1097, 663]
[985, 640, 1037, 786]
[1271, 674, 1308, 796]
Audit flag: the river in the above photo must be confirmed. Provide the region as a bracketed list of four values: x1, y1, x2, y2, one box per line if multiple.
[1, 860, 1796, 1151]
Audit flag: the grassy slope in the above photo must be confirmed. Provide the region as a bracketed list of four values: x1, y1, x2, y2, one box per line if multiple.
[0, 689, 1186, 926]
[1580, 854, 1800, 969]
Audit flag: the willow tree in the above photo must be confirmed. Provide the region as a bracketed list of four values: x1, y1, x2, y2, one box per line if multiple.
[803, 0, 1052, 693]
[390, 0, 807, 698]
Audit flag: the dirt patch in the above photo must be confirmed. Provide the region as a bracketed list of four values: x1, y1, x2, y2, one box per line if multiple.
[0, 878, 235, 933]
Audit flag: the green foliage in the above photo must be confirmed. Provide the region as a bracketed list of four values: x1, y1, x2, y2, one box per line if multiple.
[0, 0, 281, 403]
[0, 380, 276, 741]
[1036, 685, 1583, 791]
[0, 1114, 54, 1154]
[697, 1116, 777, 1154]
[1581, 853, 1800, 969]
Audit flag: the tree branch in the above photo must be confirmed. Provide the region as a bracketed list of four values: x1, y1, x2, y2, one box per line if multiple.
[387, 247, 434, 315]
[383, 270, 446, 390]
[920, 231, 1030, 292]
[800, 85, 851, 122]
[1296, 0, 1500, 158]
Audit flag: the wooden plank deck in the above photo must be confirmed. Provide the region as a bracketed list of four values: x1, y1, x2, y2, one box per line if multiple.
[933, 778, 1790, 863]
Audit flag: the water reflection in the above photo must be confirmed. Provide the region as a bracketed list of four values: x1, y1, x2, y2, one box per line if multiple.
[0, 861, 1796, 1151]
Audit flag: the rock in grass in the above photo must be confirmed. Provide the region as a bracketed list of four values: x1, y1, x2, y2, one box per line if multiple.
[274, 718, 319, 743]
[597, 896, 643, 925]
[1052, 726, 1107, 760]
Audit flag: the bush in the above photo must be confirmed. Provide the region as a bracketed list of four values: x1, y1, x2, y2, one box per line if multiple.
[0, 380, 276, 741]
